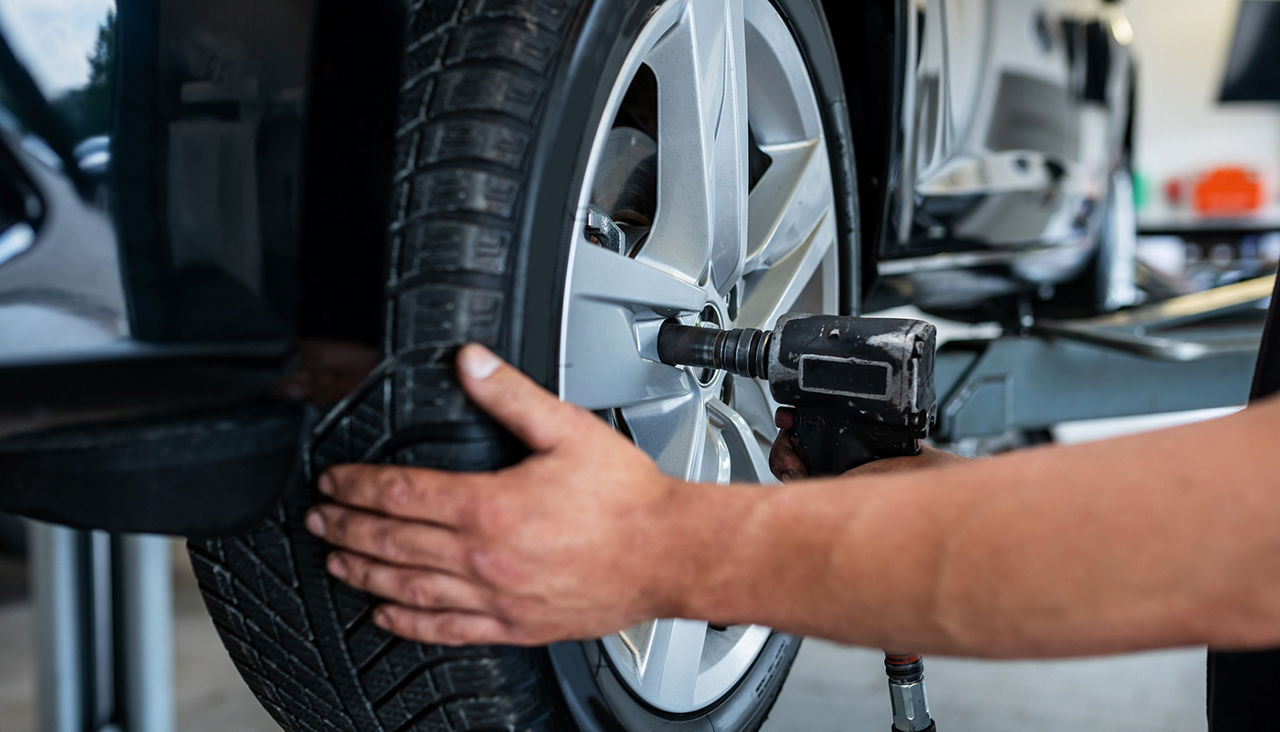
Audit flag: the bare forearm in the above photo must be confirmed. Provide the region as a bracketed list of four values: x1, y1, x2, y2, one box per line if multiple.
[679, 398, 1280, 657]
[309, 346, 1280, 654]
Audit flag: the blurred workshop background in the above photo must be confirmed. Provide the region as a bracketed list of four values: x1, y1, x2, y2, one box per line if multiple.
[1, 0, 1279, 730]
[1126, 0, 1280, 292]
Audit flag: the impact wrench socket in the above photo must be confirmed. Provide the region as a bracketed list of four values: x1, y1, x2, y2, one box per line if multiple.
[657, 313, 940, 732]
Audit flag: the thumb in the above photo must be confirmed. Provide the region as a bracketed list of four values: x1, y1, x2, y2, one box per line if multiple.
[457, 343, 575, 452]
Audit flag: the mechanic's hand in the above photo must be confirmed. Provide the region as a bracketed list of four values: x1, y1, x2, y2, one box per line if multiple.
[768, 406, 965, 482]
[304, 344, 690, 647]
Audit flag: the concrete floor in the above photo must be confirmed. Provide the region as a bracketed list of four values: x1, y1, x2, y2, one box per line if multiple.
[0, 547, 1209, 732]
[770, 643, 1206, 731]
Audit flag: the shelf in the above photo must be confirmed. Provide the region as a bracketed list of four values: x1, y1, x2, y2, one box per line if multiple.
[1138, 204, 1280, 236]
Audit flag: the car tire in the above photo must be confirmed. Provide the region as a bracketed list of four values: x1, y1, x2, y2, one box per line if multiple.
[189, 0, 858, 729]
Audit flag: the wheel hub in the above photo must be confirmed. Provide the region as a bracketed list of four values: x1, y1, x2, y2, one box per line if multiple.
[694, 304, 724, 385]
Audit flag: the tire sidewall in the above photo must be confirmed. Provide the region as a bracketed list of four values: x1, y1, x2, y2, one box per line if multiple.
[512, 0, 858, 728]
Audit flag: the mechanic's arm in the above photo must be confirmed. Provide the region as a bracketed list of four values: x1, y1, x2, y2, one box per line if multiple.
[306, 344, 1280, 657]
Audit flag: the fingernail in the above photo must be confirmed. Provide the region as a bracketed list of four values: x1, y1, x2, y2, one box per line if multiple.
[373, 608, 392, 629]
[305, 510, 326, 537]
[317, 473, 335, 496]
[326, 553, 348, 581]
[459, 344, 501, 380]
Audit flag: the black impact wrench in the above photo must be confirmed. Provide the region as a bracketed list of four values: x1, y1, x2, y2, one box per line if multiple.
[657, 313, 939, 732]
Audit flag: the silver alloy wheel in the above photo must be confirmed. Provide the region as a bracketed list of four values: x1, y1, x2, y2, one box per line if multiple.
[560, 0, 840, 715]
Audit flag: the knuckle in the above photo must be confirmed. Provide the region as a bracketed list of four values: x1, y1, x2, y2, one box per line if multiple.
[499, 618, 526, 644]
[438, 617, 470, 646]
[375, 608, 406, 638]
[505, 619, 544, 647]
[406, 578, 439, 608]
[559, 404, 592, 431]
[464, 547, 495, 581]
[454, 490, 483, 530]
[396, 612, 423, 640]
[327, 509, 352, 541]
[372, 607, 395, 633]
[374, 525, 405, 562]
[354, 558, 376, 589]
[459, 546, 481, 579]
[386, 609, 407, 633]
[466, 546, 521, 588]
[491, 594, 527, 622]
[375, 468, 415, 509]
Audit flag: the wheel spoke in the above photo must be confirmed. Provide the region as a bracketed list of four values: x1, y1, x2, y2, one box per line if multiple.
[745, 138, 832, 274]
[701, 422, 733, 484]
[735, 211, 837, 330]
[641, 0, 748, 295]
[708, 399, 775, 484]
[563, 243, 706, 410]
[562, 313, 691, 410]
[730, 375, 780, 443]
[569, 239, 707, 314]
[637, 619, 710, 711]
[621, 392, 707, 481]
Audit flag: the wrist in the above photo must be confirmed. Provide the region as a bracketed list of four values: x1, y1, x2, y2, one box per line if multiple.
[650, 479, 770, 624]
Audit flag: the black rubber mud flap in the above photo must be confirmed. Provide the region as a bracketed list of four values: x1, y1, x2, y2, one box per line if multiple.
[0, 402, 303, 535]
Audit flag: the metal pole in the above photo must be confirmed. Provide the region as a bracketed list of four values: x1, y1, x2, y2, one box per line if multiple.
[89, 531, 115, 728]
[114, 533, 173, 732]
[30, 521, 87, 732]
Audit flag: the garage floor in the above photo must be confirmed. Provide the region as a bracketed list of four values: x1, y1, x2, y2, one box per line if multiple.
[0, 546, 1209, 732]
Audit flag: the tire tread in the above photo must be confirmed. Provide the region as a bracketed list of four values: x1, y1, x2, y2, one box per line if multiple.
[190, 0, 579, 728]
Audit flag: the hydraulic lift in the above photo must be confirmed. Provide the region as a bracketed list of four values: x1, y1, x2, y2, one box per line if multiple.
[933, 275, 1270, 444]
[29, 525, 172, 732]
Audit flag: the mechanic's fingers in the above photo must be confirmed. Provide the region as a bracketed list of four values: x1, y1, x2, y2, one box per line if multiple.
[769, 428, 807, 482]
[327, 552, 491, 612]
[843, 445, 967, 477]
[843, 454, 917, 477]
[456, 344, 581, 453]
[306, 505, 468, 572]
[774, 407, 796, 431]
[320, 464, 473, 527]
[373, 605, 516, 647]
